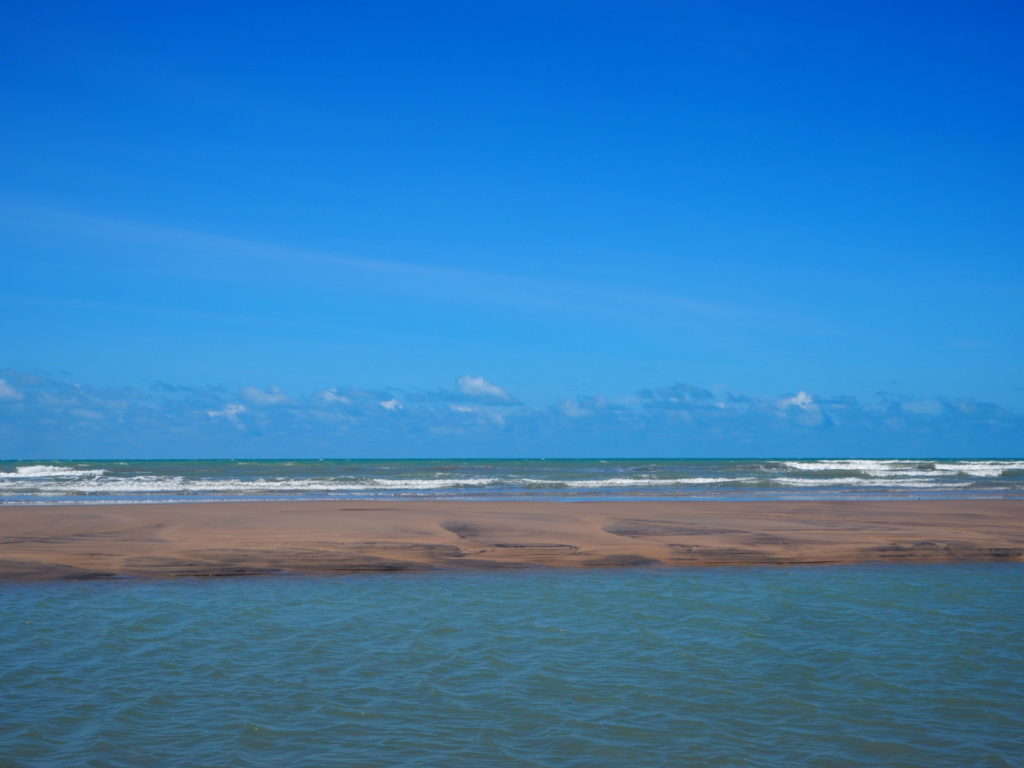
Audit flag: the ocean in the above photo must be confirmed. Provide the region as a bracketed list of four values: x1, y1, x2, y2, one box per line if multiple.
[2, 565, 1021, 767]
[2, 458, 1023, 504]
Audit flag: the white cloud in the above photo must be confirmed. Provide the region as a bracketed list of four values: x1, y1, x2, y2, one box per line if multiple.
[206, 402, 246, 428]
[0, 378, 22, 401]
[457, 375, 513, 402]
[317, 388, 352, 405]
[777, 391, 827, 427]
[3, 367, 1021, 456]
[241, 386, 288, 405]
[448, 403, 505, 425]
[778, 391, 815, 410]
[560, 399, 591, 418]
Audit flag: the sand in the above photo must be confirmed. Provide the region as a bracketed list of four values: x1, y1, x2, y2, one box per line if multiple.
[0, 499, 1022, 580]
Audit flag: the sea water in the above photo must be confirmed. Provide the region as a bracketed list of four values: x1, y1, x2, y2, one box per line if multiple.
[2, 458, 1023, 504]
[2, 565, 1022, 767]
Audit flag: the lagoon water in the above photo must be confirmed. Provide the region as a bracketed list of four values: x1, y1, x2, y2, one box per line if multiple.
[3, 565, 1022, 767]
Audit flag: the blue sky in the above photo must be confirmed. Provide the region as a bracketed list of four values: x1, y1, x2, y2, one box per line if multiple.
[1, 1, 1022, 457]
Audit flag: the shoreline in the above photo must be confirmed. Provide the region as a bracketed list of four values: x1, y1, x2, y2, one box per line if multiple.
[1, 499, 1022, 581]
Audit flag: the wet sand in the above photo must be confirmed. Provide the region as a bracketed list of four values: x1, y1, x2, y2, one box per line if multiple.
[1, 499, 1022, 580]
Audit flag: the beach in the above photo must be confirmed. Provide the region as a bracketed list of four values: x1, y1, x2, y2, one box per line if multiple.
[2, 499, 1022, 580]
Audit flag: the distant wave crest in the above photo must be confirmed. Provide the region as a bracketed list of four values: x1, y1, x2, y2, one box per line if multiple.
[780, 459, 1024, 478]
[0, 464, 107, 479]
[1, 459, 1020, 502]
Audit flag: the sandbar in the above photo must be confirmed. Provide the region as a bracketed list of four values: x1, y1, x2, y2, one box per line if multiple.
[1, 499, 1022, 580]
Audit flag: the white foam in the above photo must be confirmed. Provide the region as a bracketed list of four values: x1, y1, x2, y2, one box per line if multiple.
[780, 460, 925, 473]
[0, 473, 757, 494]
[933, 461, 1024, 477]
[524, 477, 754, 488]
[0, 464, 107, 478]
[368, 477, 500, 489]
[0, 475, 504, 493]
[780, 459, 1024, 479]
[776, 477, 973, 488]
[1, 460, 1019, 498]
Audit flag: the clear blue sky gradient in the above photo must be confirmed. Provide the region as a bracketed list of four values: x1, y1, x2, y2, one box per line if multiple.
[1, 1, 1022, 456]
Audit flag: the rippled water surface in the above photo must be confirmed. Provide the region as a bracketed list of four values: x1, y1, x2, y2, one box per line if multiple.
[3, 458, 1024, 503]
[2, 565, 1022, 767]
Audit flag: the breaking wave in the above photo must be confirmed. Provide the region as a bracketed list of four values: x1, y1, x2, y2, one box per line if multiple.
[1, 459, 1021, 501]
[0, 464, 107, 478]
[775, 477, 974, 489]
[525, 477, 755, 488]
[0, 476, 505, 493]
[780, 460, 1024, 478]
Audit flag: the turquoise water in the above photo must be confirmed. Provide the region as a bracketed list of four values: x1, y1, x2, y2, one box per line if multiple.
[2, 565, 1022, 766]
[3, 458, 1024, 503]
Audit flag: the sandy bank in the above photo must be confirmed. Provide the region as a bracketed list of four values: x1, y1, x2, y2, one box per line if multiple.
[1, 499, 1022, 580]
